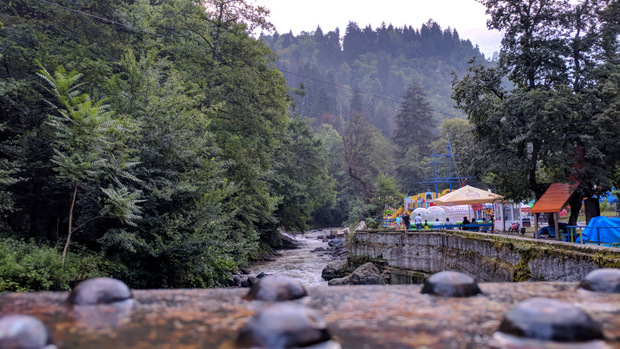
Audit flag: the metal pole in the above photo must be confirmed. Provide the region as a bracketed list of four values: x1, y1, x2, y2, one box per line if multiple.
[555, 212, 560, 241]
[534, 213, 538, 239]
[447, 136, 453, 191]
[433, 146, 438, 196]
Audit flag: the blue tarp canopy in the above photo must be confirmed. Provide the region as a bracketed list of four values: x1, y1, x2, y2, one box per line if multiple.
[577, 216, 620, 246]
[601, 191, 618, 203]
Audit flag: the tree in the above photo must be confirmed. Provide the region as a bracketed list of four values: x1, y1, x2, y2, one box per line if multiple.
[369, 174, 404, 219]
[342, 113, 395, 202]
[454, 0, 620, 224]
[270, 116, 336, 232]
[39, 65, 141, 266]
[393, 79, 437, 191]
[393, 79, 437, 153]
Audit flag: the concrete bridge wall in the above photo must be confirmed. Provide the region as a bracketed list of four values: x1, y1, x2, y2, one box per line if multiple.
[351, 230, 620, 282]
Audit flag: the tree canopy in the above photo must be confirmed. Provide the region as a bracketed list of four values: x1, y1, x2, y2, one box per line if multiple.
[453, 0, 620, 223]
[0, 0, 336, 289]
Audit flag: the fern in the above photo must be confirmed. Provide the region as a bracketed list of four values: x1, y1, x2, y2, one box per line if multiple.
[38, 65, 142, 266]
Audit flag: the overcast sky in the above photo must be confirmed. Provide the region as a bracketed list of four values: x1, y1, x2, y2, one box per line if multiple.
[254, 0, 503, 58]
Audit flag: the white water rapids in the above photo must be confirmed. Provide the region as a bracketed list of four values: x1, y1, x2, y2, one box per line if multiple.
[247, 230, 338, 286]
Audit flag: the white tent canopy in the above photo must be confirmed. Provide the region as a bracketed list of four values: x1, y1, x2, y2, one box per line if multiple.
[434, 185, 503, 206]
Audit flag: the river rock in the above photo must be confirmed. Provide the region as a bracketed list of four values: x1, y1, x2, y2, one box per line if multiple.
[328, 238, 344, 247]
[328, 262, 385, 286]
[321, 259, 349, 281]
[278, 233, 299, 250]
[241, 276, 259, 288]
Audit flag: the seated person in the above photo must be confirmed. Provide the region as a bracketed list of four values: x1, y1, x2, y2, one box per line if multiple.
[461, 217, 470, 230]
[471, 218, 478, 231]
[481, 217, 489, 232]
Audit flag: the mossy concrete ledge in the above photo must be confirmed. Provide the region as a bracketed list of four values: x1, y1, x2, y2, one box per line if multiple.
[352, 230, 620, 282]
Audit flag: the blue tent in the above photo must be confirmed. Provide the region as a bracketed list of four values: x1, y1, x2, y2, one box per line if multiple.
[600, 190, 618, 203]
[576, 216, 620, 246]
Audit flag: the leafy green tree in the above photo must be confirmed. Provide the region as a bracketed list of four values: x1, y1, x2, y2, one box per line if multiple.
[369, 174, 404, 219]
[343, 113, 395, 202]
[310, 124, 351, 227]
[38, 65, 141, 266]
[270, 116, 336, 232]
[101, 50, 249, 288]
[454, 0, 620, 224]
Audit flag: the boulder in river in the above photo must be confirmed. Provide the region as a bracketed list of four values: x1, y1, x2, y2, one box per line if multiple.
[327, 238, 344, 247]
[321, 259, 350, 281]
[278, 232, 300, 249]
[328, 263, 385, 286]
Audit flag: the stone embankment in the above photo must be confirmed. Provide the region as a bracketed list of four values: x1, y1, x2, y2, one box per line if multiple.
[351, 230, 620, 283]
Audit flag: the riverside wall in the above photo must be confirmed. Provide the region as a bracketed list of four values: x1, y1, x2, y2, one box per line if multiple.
[351, 230, 620, 282]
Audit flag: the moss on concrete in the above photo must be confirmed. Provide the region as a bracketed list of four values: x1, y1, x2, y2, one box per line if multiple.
[350, 230, 620, 283]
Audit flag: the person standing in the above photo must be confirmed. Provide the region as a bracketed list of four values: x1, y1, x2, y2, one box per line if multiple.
[402, 210, 411, 230]
[396, 214, 403, 230]
[414, 213, 423, 230]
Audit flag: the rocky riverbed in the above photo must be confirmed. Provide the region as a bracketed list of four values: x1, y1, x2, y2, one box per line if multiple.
[234, 229, 349, 287]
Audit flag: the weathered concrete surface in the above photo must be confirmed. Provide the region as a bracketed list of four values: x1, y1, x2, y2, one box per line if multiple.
[352, 231, 620, 282]
[1, 283, 619, 348]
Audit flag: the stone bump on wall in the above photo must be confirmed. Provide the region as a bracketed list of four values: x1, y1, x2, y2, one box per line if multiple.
[351, 230, 620, 282]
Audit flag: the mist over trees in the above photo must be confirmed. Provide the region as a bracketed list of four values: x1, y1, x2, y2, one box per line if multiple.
[260, 20, 486, 137]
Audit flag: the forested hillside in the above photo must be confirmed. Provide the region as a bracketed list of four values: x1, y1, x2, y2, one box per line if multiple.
[260, 20, 488, 137]
[0, 0, 336, 290]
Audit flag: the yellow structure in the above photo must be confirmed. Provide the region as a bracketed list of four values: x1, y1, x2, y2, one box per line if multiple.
[386, 189, 455, 221]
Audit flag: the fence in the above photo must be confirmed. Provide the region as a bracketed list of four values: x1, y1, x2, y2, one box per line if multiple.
[565, 225, 620, 247]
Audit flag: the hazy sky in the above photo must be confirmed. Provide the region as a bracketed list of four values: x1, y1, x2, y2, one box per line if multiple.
[254, 0, 503, 58]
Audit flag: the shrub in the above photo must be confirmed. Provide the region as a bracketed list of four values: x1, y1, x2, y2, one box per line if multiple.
[365, 217, 379, 229]
[0, 237, 110, 292]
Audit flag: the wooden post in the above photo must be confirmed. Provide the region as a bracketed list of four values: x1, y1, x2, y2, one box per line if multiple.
[555, 212, 560, 241]
[534, 213, 538, 239]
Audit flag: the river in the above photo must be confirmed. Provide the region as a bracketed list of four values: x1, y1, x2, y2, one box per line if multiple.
[247, 230, 337, 286]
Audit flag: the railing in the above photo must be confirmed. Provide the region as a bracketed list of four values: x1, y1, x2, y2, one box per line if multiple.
[381, 222, 494, 232]
[564, 225, 620, 247]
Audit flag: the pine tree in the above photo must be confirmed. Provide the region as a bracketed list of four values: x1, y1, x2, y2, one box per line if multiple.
[393, 79, 436, 153]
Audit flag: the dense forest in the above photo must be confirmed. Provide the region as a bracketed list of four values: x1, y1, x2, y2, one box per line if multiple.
[1, 0, 618, 291]
[0, 0, 340, 290]
[260, 20, 486, 137]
